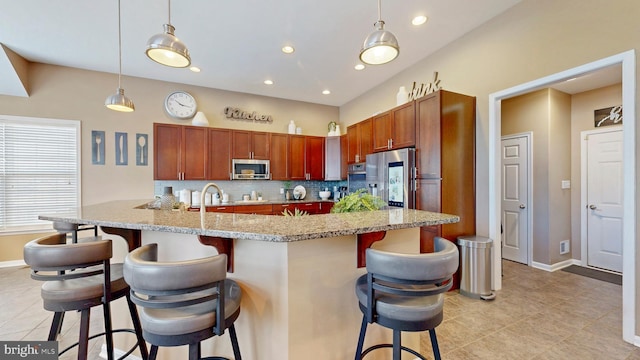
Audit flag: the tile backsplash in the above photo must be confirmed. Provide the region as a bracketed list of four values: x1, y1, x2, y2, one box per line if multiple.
[154, 179, 347, 204]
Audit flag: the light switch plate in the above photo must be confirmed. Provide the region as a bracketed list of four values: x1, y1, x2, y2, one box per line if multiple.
[561, 180, 571, 189]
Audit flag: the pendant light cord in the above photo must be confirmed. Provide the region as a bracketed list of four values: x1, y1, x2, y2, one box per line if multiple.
[168, 0, 171, 25]
[117, 0, 122, 88]
[377, 0, 382, 22]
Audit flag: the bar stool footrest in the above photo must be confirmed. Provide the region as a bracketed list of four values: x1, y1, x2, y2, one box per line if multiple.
[59, 328, 141, 360]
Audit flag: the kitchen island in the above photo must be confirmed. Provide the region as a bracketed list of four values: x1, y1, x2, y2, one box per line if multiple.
[40, 200, 459, 360]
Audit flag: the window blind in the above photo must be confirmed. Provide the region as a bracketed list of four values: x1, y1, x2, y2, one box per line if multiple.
[0, 116, 80, 232]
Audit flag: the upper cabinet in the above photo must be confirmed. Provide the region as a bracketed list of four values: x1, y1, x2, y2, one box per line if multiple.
[372, 101, 415, 152]
[347, 118, 372, 163]
[289, 135, 325, 181]
[207, 128, 232, 180]
[270, 133, 289, 180]
[154, 123, 208, 180]
[232, 130, 270, 159]
[325, 136, 345, 181]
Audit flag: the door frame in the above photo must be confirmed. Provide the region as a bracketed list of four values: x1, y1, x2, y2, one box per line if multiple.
[488, 50, 636, 343]
[580, 127, 623, 270]
[501, 132, 533, 266]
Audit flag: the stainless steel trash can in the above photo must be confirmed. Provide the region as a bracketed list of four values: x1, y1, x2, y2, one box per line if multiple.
[457, 236, 496, 300]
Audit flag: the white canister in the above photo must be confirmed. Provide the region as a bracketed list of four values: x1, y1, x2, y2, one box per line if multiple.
[396, 86, 408, 106]
[205, 192, 212, 206]
[288, 120, 296, 134]
[296, 127, 302, 134]
[191, 191, 202, 206]
[222, 193, 230, 203]
[179, 189, 191, 206]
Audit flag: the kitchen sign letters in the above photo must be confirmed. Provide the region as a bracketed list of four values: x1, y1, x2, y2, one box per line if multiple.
[408, 72, 443, 101]
[224, 106, 273, 123]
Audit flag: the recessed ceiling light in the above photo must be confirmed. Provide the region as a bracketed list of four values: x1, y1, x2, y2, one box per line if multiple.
[282, 45, 295, 54]
[264, 80, 274, 85]
[412, 15, 428, 26]
[190, 66, 201, 72]
[322, 90, 331, 95]
[355, 64, 365, 70]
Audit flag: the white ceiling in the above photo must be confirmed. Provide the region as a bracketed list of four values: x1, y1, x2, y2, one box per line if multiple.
[0, 0, 525, 106]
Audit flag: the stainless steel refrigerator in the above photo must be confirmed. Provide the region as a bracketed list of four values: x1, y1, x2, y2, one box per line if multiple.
[365, 148, 416, 209]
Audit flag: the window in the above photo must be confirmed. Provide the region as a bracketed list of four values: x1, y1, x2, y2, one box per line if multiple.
[0, 115, 80, 232]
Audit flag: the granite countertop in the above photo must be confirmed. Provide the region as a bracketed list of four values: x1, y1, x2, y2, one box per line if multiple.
[39, 199, 459, 242]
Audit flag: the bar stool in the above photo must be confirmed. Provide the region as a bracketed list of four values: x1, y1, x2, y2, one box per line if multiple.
[23, 233, 148, 360]
[53, 221, 99, 243]
[354, 237, 459, 360]
[123, 243, 242, 360]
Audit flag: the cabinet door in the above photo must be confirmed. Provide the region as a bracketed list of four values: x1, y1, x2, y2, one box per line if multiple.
[270, 133, 288, 180]
[231, 130, 252, 159]
[415, 93, 441, 178]
[318, 201, 334, 214]
[416, 179, 442, 253]
[295, 202, 320, 215]
[272, 203, 293, 215]
[372, 111, 392, 152]
[207, 128, 231, 180]
[340, 134, 348, 179]
[289, 135, 306, 180]
[324, 137, 341, 181]
[251, 132, 270, 160]
[305, 136, 324, 180]
[347, 124, 358, 163]
[359, 118, 373, 161]
[182, 126, 208, 180]
[390, 102, 415, 149]
[154, 123, 181, 180]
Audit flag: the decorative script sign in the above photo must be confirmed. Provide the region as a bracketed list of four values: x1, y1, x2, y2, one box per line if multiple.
[223, 106, 273, 123]
[594, 105, 622, 127]
[408, 72, 443, 101]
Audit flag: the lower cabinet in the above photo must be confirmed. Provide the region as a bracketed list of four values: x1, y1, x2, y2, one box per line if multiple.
[234, 204, 273, 215]
[191, 201, 333, 215]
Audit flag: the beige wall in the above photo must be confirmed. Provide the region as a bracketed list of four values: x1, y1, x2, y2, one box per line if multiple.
[0, 63, 339, 262]
[570, 84, 622, 260]
[501, 88, 572, 265]
[339, 0, 639, 337]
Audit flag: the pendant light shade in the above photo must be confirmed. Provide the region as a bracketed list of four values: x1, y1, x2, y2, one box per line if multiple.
[359, 0, 399, 65]
[105, 0, 135, 112]
[145, 1, 191, 68]
[105, 88, 135, 112]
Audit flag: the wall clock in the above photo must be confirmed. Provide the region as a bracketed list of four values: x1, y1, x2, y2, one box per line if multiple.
[164, 91, 197, 119]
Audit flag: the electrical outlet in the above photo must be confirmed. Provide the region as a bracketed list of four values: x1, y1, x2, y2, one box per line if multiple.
[560, 240, 570, 255]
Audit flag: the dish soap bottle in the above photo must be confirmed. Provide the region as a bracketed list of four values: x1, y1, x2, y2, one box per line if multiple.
[288, 120, 296, 134]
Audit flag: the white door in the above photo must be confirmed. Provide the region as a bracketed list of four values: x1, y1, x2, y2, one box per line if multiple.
[587, 130, 623, 273]
[501, 135, 529, 264]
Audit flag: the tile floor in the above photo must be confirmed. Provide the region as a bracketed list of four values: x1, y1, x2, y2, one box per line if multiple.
[0, 260, 638, 359]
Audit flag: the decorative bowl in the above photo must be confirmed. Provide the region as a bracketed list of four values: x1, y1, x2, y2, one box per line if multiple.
[319, 191, 331, 200]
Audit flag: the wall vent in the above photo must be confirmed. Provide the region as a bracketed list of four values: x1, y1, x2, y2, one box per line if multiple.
[560, 240, 570, 255]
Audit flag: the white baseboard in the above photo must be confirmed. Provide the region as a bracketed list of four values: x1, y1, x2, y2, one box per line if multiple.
[635, 335, 640, 348]
[99, 343, 142, 360]
[531, 259, 579, 272]
[0, 260, 26, 268]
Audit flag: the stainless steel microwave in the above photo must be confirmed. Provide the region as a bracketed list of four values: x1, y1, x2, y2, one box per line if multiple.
[232, 159, 271, 180]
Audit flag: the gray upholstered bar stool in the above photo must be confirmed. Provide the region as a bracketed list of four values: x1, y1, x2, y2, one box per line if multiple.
[23, 233, 148, 360]
[123, 243, 242, 360]
[354, 237, 459, 360]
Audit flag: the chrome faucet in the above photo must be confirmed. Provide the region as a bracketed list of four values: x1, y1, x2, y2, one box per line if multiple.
[200, 182, 223, 219]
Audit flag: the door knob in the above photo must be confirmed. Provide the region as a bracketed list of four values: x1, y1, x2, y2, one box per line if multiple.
[589, 204, 597, 210]
[519, 204, 526, 209]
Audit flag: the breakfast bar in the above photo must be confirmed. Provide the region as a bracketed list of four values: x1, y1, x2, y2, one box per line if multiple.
[40, 200, 459, 360]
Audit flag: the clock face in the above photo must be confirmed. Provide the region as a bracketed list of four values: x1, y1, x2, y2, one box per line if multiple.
[165, 91, 197, 119]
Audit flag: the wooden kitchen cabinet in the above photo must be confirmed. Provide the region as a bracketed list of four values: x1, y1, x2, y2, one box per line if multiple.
[234, 204, 273, 215]
[318, 201, 334, 214]
[324, 136, 344, 181]
[207, 128, 232, 180]
[289, 135, 325, 181]
[372, 102, 415, 152]
[232, 130, 270, 160]
[270, 133, 289, 180]
[273, 202, 321, 215]
[347, 118, 372, 163]
[415, 90, 476, 256]
[154, 123, 207, 180]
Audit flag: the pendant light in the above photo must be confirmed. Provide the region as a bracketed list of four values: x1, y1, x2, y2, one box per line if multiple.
[145, 0, 191, 68]
[359, 0, 399, 65]
[105, 0, 135, 112]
